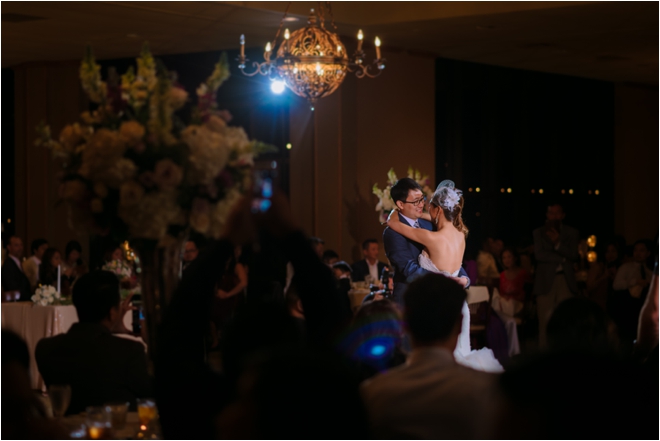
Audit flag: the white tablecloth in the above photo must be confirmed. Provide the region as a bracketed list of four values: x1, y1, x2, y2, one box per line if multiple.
[2, 302, 78, 390]
[347, 289, 371, 312]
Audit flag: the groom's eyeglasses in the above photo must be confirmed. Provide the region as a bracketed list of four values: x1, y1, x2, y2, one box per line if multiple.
[402, 196, 427, 207]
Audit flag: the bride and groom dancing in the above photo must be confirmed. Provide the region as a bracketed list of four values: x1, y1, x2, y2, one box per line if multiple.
[383, 177, 503, 373]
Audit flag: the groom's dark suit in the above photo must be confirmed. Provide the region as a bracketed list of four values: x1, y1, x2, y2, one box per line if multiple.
[383, 213, 469, 305]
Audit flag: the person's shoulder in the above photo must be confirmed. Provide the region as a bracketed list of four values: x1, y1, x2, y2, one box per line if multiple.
[352, 259, 366, 268]
[532, 226, 545, 235]
[418, 218, 432, 230]
[107, 333, 146, 351]
[361, 363, 409, 395]
[111, 334, 148, 354]
[35, 333, 68, 356]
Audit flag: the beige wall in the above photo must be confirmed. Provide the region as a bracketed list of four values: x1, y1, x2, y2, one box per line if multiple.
[13, 62, 90, 260]
[614, 84, 659, 244]
[289, 50, 436, 263]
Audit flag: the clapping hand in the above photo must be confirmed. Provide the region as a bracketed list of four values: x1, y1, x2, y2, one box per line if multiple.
[546, 227, 560, 244]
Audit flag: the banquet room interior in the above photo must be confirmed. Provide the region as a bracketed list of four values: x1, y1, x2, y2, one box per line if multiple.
[1, 1, 658, 439]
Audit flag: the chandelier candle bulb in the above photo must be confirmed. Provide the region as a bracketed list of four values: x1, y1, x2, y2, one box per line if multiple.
[375, 37, 381, 59]
[265, 42, 271, 53]
[284, 28, 290, 40]
[357, 29, 364, 51]
[240, 34, 245, 57]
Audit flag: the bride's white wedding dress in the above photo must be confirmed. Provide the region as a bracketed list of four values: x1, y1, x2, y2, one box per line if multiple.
[419, 251, 504, 373]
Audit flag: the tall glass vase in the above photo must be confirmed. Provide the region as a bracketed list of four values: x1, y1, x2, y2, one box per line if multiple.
[133, 238, 183, 360]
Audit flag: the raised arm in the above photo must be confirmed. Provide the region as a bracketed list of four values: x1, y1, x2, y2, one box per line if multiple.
[386, 210, 436, 250]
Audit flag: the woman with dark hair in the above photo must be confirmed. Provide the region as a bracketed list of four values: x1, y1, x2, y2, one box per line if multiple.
[209, 245, 248, 348]
[62, 240, 88, 287]
[587, 239, 624, 311]
[38, 248, 70, 296]
[497, 248, 531, 316]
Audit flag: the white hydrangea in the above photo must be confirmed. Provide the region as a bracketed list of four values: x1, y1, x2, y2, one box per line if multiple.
[32, 285, 61, 306]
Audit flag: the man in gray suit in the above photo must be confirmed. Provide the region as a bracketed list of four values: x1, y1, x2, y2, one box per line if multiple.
[533, 203, 579, 347]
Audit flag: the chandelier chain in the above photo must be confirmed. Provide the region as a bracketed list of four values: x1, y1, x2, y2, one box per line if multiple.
[325, 1, 338, 31]
[272, 1, 293, 48]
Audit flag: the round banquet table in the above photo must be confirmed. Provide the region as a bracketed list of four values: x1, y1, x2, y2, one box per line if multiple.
[347, 289, 372, 312]
[2, 302, 79, 391]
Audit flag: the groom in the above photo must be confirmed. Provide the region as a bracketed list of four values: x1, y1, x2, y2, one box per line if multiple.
[383, 178, 470, 305]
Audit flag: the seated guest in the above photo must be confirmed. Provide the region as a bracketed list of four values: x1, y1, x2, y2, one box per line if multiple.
[62, 240, 88, 286]
[612, 240, 653, 346]
[341, 299, 406, 381]
[322, 249, 339, 267]
[35, 270, 153, 414]
[351, 239, 388, 283]
[2, 330, 69, 439]
[361, 274, 499, 439]
[1, 236, 32, 301]
[477, 238, 501, 285]
[496, 248, 531, 316]
[332, 261, 353, 281]
[546, 297, 616, 354]
[39, 247, 70, 296]
[308, 236, 324, 259]
[492, 248, 529, 357]
[22, 238, 48, 291]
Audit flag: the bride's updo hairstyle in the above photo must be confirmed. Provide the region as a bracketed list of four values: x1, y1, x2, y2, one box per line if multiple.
[430, 180, 469, 236]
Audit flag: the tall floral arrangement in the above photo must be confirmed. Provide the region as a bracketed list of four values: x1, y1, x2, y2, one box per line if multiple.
[36, 43, 271, 244]
[372, 167, 434, 223]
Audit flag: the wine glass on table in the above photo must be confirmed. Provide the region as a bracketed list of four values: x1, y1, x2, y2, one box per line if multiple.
[48, 384, 71, 418]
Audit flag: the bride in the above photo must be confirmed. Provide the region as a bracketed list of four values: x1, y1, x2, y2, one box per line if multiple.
[387, 180, 503, 373]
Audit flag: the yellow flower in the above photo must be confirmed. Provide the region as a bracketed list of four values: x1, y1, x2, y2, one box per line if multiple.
[59, 123, 88, 151]
[90, 198, 104, 213]
[153, 159, 183, 191]
[119, 180, 144, 207]
[119, 121, 145, 146]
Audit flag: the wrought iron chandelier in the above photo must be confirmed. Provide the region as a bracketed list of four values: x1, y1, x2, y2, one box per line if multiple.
[238, 2, 385, 110]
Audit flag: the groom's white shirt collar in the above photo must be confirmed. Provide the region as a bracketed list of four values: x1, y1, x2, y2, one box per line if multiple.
[399, 213, 418, 227]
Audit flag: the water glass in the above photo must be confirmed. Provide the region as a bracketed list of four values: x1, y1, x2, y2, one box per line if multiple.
[86, 406, 112, 440]
[48, 384, 71, 418]
[137, 398, 157, 426]
[104, 401, 130, 430]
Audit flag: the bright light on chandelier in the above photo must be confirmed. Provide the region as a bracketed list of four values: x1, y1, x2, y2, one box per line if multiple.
[238, 2, 385, 110]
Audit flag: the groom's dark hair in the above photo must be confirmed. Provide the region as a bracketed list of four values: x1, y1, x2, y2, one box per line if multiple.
[404, 274, 466, 344]
[390, 178, 422, 204]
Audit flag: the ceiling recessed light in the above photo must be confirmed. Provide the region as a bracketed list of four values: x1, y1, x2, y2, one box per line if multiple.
[283, 16, 299, 22]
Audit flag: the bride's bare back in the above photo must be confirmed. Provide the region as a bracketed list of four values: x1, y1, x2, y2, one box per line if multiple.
[424, 224, 465, 274]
